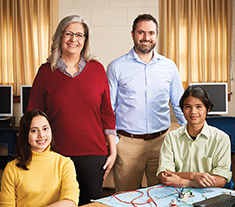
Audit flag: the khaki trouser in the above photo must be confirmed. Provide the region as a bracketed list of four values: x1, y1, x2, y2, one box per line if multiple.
[113, 131, 167, 192]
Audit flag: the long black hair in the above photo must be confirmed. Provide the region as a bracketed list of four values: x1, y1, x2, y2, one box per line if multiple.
[15, 109, 55, 170]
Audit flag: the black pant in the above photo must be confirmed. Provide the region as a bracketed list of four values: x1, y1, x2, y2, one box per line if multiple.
[70, 155, 107, 206]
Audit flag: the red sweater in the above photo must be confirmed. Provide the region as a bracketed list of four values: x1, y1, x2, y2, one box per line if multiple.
[27, 61, 115, 156]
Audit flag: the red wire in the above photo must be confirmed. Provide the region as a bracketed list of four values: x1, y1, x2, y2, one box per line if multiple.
[147, 184, 181, 206]
[112, 190, 151, 206]
[112, 184, 179, 206]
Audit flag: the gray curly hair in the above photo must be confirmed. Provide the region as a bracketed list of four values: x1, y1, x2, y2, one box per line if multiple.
[47, 15, 97, 70]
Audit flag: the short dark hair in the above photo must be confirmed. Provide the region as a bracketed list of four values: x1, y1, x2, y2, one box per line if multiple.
[132, 14, 159, 34]
[16, 109, 54, 170]
[180, 85, 214, 112]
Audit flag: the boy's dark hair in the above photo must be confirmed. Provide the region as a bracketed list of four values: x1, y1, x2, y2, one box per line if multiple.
[16, 109, 55, 170]
[180, 85, 214, 112]
[132, 14, 159, 35]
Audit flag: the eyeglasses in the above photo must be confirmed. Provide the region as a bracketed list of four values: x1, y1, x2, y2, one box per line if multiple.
[63, 31, 86, 40]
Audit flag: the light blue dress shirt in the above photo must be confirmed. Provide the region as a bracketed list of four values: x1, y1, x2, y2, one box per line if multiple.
[107, 48, 186, 134]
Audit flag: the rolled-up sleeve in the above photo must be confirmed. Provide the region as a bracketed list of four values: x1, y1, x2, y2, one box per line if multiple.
[211, 134, 232, 182]
[157, 133, 176, 176]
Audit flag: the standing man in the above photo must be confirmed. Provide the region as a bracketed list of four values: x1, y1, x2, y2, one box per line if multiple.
[106, 14, 186, 192]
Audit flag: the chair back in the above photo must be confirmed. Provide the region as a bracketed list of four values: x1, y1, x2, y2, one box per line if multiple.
[206, 116, 235, 189]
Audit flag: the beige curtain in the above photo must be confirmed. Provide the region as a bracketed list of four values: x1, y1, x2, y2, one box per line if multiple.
[0, 0, 58, 95]
[159, 0, 233, 90]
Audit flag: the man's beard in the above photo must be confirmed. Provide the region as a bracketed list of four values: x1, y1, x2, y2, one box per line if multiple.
[134, 40, 156, 54]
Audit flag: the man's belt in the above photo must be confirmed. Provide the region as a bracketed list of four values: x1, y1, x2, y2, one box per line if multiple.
[117, 129, 168, 140]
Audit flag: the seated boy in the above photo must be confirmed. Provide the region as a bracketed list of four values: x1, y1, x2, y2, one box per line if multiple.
[157, 85, 232, 188]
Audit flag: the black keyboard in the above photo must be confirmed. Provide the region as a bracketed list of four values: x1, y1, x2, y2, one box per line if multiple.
[193, 194, 235, 207]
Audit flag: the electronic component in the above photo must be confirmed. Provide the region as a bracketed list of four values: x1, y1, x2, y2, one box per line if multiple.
[169, 199, 178, 206]
[193, 194, 235, 207]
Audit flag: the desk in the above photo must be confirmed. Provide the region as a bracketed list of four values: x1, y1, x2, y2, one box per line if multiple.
[90, 185, 235, 207]
[81, 203, 110, 207]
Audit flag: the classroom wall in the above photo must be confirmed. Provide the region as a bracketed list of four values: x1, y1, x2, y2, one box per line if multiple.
[58, 0, 235, 116]
[12, 0, 235, 123]
[59, 0, 160, 68]
[12, 0, 159, 124]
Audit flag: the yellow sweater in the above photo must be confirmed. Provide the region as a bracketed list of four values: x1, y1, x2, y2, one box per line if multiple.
[0, 146, 79, 207]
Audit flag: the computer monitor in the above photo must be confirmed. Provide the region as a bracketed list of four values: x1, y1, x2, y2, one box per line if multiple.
[0, 85, 13, 117]
[190, 82, 228, 115]
[20, 85, 32, 117]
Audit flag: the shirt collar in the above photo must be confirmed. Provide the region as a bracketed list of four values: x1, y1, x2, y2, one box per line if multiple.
[179, 122, 210, 140]
[200, 121, 210, 139]
[127, 47, 163, 64]
[57, 57, 67, 70]
[56, 56, 86, 77]
[78, 56, 86, 69]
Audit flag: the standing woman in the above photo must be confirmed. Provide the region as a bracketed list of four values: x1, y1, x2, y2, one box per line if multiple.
[27, 15, 116, 205]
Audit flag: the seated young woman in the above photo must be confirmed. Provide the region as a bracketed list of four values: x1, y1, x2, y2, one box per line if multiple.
[157, 85, 232, 188]
[0, 109, 79, 207]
